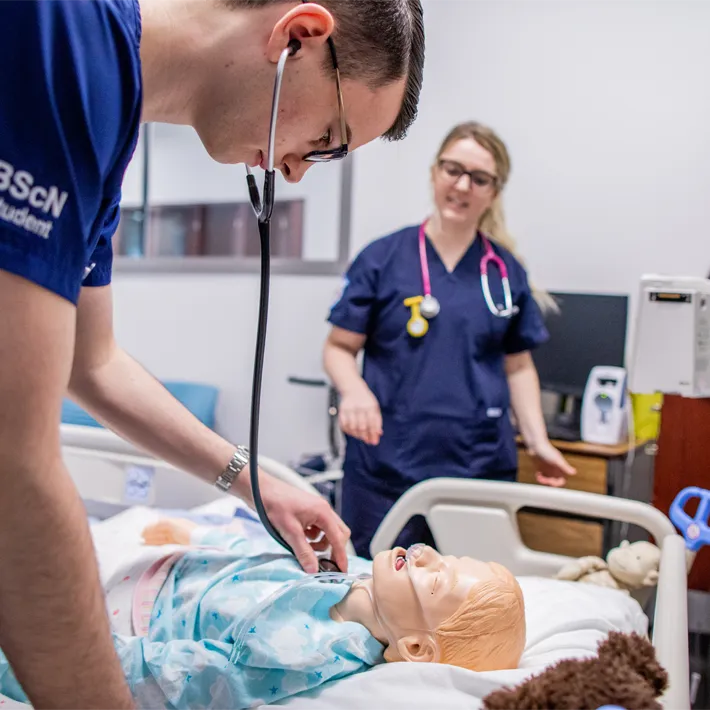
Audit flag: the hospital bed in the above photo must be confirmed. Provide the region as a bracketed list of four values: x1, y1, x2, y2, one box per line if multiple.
[0, 426, 690, 709]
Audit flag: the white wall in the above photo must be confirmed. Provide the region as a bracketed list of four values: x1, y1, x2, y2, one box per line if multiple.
[112, 0, 710, 464]
[112, 273, 343, 464]
[352, 0, 710, 295]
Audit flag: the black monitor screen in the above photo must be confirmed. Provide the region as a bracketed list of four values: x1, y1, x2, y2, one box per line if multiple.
[531, 292, 628, 398]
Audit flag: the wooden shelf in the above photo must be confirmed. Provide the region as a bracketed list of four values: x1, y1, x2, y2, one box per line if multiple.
[517, 512, 603, 558]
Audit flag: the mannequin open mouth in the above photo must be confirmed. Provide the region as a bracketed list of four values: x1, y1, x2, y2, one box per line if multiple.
[395, 555, 406, 571]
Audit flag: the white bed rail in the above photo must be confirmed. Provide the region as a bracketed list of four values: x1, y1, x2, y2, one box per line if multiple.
[371, 478, 677, 574]
[63, 445, 325, 503]
[62, 443, 356, 557]
[655, 534, 690, 710]
[370, 478, 689, 710]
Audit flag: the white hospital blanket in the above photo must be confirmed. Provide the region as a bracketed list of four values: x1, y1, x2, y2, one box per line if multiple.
[1, 500, 649, 710]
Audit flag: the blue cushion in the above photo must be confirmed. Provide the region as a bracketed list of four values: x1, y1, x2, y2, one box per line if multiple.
[61, 381, 220, 430]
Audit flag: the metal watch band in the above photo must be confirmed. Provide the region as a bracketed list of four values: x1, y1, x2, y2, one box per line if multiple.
[215, 446, 250, 492]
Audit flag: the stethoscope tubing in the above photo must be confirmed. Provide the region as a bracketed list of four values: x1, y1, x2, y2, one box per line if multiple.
[244, 42, 339, 573]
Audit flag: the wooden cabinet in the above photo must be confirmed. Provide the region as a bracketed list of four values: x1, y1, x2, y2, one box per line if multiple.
[516, 439, 653, 558]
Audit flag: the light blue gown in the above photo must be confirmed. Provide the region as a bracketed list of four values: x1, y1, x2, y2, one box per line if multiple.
[0, 526, 382, 709]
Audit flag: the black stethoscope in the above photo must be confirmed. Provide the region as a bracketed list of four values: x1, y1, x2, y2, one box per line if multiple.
[244, 39, 340, 574]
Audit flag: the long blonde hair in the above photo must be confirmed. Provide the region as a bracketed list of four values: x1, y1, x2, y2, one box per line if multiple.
[435, 121, 557, 313]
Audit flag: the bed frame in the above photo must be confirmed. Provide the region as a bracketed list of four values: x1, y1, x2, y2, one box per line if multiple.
[60, 424, 690, 710]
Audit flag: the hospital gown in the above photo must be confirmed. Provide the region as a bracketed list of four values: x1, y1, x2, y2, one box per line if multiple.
[0, 527, 382, 709]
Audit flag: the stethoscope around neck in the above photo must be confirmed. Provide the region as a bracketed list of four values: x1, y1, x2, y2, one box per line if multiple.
[406, 219, 519, 338]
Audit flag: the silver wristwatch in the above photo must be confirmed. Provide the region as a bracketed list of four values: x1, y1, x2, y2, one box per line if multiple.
[215, 446, 250, 492]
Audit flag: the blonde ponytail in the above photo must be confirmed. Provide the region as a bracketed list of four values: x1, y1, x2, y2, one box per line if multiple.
[435, 122, 558, 314]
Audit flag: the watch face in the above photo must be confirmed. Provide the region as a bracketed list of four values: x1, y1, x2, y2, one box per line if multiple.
[408, 317, 428, 337]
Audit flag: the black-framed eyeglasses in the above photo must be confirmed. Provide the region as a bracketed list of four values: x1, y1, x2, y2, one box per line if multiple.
[302, 13, 349, 162]
[438, 159, 498, 190]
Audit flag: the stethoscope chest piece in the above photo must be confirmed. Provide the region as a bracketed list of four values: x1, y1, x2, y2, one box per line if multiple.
[420, 294, 441, 320]
[318, 558, 341, 573]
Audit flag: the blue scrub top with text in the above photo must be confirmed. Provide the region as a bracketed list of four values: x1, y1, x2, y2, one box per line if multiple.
[328, 225, 549, 495]
[0, 0, 142, 304]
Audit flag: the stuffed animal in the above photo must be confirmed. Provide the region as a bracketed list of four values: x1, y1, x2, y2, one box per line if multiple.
[554, 540, 661, 594]
[482, 631, 668, 710]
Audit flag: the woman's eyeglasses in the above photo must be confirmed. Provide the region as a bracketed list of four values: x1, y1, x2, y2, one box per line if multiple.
[438, 159, 497, 190]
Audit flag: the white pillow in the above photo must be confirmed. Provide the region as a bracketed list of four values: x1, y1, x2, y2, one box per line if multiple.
[518, 576, 648, 669]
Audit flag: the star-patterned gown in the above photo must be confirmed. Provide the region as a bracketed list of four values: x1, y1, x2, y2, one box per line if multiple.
[111, 526, 382, 709]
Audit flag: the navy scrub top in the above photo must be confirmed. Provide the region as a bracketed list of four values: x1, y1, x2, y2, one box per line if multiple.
[328, 225, 549, 496]
[0, 0, 142, 305]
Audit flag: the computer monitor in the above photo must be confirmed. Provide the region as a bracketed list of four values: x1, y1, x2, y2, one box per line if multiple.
[531, 292, 629, 439]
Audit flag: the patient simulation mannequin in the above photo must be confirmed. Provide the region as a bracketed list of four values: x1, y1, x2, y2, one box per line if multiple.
[0, 517, 525, 710]
[141, 519, 523, 699]
[146, 518, 526, 670]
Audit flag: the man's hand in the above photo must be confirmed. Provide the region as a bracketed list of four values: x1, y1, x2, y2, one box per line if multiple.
[253, 470, 351, 573]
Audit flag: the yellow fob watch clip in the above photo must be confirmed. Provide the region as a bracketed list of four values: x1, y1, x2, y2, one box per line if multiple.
[404, 295, 429, 338]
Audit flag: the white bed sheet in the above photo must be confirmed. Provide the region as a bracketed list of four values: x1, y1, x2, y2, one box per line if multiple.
[1, 500, 649, 710]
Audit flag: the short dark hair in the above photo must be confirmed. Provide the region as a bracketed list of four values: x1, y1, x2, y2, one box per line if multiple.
[229, 0, 425, 141]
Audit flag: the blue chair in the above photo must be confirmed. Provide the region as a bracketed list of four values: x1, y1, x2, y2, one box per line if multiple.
[61, 381, 220, 430]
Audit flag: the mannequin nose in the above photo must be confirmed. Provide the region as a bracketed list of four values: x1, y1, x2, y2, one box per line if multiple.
[411, 545, 438, 569]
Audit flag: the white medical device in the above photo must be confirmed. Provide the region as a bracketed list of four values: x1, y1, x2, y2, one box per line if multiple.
[581, 366, 629, 445]
[629, 275, 710, 398]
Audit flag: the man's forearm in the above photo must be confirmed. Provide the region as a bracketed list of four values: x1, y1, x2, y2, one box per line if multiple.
[0, 456, 134, 708]
[68, 347, 244, 493]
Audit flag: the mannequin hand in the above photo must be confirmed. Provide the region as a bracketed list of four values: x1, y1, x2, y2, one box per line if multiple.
[249, 469, 351, 574]
[338, 384, 383, 446]
[530, 441, 576, 487]
[142, 518, 198, 546]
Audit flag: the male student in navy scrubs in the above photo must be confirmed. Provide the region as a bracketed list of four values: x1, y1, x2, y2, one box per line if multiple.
[0, 0, 424, 705]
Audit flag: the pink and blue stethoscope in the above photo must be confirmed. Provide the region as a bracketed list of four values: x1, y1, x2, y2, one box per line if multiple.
[404, 220, 519, 338]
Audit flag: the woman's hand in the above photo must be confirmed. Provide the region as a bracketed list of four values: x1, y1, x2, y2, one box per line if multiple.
[338, 384, 383, 446]
[529, 441, 576, 487]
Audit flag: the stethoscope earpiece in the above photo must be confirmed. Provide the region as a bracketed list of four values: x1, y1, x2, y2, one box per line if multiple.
[287, 38, 302, 56]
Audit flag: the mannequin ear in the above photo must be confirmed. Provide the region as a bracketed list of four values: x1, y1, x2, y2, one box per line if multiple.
[386, 634, 438, 664]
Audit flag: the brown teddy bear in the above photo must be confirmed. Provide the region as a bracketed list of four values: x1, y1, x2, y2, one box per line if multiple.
[482, 632, 668, 710]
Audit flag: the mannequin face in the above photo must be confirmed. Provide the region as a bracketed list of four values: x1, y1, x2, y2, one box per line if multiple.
[370, 545, 498, 662]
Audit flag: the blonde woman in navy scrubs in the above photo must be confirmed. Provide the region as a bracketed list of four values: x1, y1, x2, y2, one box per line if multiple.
[324, 121, 576, 558]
